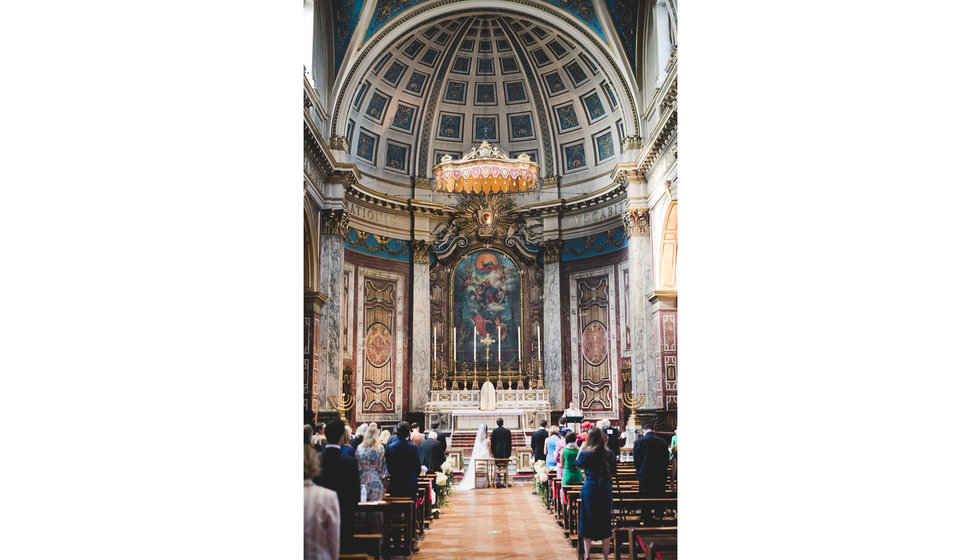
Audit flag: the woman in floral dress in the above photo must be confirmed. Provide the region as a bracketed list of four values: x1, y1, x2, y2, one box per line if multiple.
[356, 426, 388, 532]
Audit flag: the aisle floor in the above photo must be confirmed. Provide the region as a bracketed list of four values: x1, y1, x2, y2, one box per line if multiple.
[412, 481, 578, 560]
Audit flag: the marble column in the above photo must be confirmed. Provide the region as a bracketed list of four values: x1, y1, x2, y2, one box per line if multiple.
[409, 240, 432, 412]
[624, 209, 662, 408]
[541, 240, 563, 410]
[318, 209, 347, 415]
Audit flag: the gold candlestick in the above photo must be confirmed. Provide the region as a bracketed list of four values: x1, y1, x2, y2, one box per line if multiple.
[516, 359, 525, 390]
[622, 392, 646, 429]
[329, 393, 355, 424]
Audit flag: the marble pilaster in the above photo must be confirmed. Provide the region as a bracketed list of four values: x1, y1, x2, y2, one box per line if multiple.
[542, 244, 563, 410]
[318, 211, 347, 413]
[624, 209, 662, 408]
[410, 259, 431, 411]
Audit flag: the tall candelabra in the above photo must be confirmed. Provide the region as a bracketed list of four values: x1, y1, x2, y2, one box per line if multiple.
[622, 392, 645, 429]
[329, 392, 355, 424]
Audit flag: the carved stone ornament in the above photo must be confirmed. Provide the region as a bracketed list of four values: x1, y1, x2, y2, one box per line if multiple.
[329, 136, 349, 151]
[624, 135, 644, 150]
[410, 239, 433, 263]
[413, 176, 431, 189]
[541, 176, 560, 189]
[541, 240, 562, 264]
[622, 208, 650, 238]
[322, 209, 350, 236]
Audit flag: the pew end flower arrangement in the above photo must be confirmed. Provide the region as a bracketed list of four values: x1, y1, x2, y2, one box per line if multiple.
[434, 460, 457, 512]
[532, 460, 550, 507]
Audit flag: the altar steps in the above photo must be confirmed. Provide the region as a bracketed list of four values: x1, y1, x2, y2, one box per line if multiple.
[449, 430, 528, 452]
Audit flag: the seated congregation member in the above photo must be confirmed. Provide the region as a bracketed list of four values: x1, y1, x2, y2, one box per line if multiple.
[545, 427, 562, 469]
[386, 421, 422, 498]
[356, 426, 388, 532]
[349, 423, 366, 452]
[530, 419, 549, 463]
[633, 422, 670, 498]
[574, 428, 616, 560]
[419, 430, 446, 474]
[409, 422, 424, 446]
[314, 419, 359, 554]
[304, 445, 340, 560]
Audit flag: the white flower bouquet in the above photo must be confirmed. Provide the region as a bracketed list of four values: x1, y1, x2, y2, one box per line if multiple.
[435, 472, 448, 486]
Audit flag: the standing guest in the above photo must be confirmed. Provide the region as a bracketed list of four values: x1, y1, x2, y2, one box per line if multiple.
[409, 422, 424, 446]
[312, 423, 327, 451]
[545, 427, 562, 469]
[419, 430, 446, 474]
[574, 428, 615, 560]
[356, 426, 388, 532]
[558, 416, 571, 437]
[555, 430, 569, 479]
[350, 423, 366, 451]
[386, 421, 422, 498]
[304, 445, 340, 560]
[633, 422, 669, 497]
[597, 419, 622, 459]
[314, 419, 359, 554]
[669, 428, 678, 493]
[577, 421, 593, 446]
[530, 420, 549, 463]
[428, 421, 448, 454]
[558, 432, 583, 486]
[305, 425, 314, 447]
[339, 425, 355, 458]
[490, 417, 512, 460]
[379, 429, 391, 446]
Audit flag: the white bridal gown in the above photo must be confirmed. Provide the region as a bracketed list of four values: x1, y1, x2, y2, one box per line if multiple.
[457, 423, 492, 491]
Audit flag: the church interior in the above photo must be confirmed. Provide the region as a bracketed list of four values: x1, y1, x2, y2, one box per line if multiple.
[304, 0, 677, 557]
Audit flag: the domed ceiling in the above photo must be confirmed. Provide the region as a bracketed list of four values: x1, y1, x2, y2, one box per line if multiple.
[341, 11, 632, 187]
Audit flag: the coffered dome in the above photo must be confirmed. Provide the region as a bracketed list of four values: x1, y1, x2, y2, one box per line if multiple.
[338, 11, 634, 188]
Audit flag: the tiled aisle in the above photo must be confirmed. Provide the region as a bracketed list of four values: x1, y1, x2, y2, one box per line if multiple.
[413, 482, 578, 560]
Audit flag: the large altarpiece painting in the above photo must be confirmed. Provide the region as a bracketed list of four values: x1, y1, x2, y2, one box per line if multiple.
[450, 249, 522, 371]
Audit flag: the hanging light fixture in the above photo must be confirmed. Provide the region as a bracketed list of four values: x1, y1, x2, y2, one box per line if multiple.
[432, 19, 540, 195]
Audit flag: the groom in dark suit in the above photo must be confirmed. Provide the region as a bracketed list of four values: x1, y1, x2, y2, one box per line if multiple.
[490, 417, 512, 459]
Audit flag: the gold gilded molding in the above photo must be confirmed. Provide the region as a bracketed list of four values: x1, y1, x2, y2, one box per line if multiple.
[541, 240, 562, 264]
[541, 176, 560, 189]
[622, 208, 650, 238]
[412, 176, 432, 189]
[410, 239, 433, 263]
[329, 135, 350, 151]
[322, 209, 350, 236]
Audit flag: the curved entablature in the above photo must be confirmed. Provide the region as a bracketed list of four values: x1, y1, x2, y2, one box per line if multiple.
[330, 1, 642, 202]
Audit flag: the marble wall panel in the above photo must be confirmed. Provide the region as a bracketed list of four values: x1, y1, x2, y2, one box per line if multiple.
[318, 234, 345, 411]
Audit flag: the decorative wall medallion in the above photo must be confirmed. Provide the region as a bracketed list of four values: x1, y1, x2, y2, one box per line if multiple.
[582, 321, 608, 366]
[365, 323, 392, 368]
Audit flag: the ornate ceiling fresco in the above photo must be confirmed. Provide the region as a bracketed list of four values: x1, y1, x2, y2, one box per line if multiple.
[340, 12, 632, 188]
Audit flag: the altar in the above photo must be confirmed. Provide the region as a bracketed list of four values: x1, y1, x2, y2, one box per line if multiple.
[424, 388, 551, 433]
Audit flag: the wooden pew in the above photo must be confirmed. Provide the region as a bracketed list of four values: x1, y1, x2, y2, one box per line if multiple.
[613, 527, 677, 560]
[353, 501, 389, 560]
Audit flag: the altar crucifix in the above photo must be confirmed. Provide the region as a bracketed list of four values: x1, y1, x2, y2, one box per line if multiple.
[479, 332, 497, 411]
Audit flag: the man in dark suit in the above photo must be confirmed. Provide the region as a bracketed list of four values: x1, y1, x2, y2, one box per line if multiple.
[418, 430, 446, 474]
[386, 421, 422, 498]
[428, 421, 448, 454]
[632, 422, 670, 522]
[314, 419, 359, 553]
[530, 419, 549, 462]
[490, 417, 512, 459]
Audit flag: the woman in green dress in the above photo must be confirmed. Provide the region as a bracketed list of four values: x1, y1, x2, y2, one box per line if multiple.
[558, 432, 583, 486]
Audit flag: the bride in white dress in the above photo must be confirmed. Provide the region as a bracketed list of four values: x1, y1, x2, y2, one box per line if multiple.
[457, 423, 493, 491]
